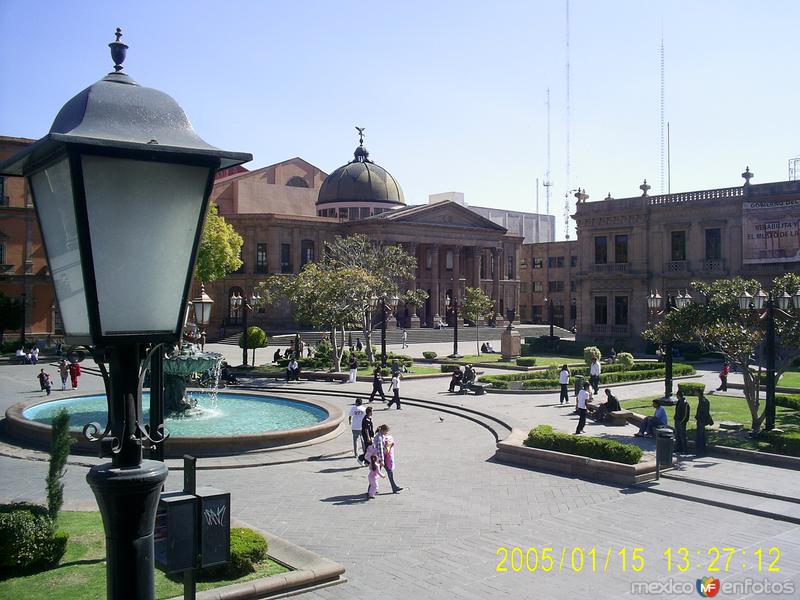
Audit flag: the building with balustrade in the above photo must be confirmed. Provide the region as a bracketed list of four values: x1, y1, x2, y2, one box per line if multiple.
[572, 172, 800, 349]
[518, 240, 579, 329]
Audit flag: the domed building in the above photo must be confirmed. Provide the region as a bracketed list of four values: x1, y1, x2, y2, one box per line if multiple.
[316, 132, 405, 220]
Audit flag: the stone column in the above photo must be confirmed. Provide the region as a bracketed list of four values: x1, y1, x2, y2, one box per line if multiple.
[291, 229, 301, 274]
[431, 244, 440, 327]
[406, 242, 420, 328]
[269, 228, 281, 274]
[472, 247, 482, 288]
[452, 246, 463, 327]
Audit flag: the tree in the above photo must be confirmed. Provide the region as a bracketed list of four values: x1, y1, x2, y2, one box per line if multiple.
[262, 263, 377, 371]
[318, 234, 426, 362]
[460, 287, 494, 355]
[643, 275, 800, 432]
[239, 326, 268, 365]
[195, 203, 244, 283]
[46, 409, 71, 520]
[0, 291, 23, 345]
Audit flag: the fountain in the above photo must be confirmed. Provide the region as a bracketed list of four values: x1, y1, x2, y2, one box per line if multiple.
[160, 344, 222, 414]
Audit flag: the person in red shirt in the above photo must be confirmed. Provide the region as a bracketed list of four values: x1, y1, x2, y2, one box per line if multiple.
[68, 362, 81, 389]
[717, 363, 730, 392]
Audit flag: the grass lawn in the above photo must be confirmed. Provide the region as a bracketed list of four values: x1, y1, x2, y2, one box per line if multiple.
[357, 365, 442, 376]
[444, 354, 581, 367]
[619, 394, 800, 454]
[779, 371, 800, 389]
[0, 512, 289, 600]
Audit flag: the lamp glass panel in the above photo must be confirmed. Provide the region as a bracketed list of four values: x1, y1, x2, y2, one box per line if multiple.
[30, 159, 91, 340]
[196, 299, 213, 325]
[82, 155, 210, 336]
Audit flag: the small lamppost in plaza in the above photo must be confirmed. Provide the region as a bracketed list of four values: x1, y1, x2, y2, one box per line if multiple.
[738, 287, 800, 431]
[0, 30, 250, 599]
[647, 289, 693, 402]
[192, 283, 214, 351]
[370, 293, 399, 367]
[544, 296, 555, 339]
[445, 293, 463, 359]
[230, 290, 262, 366]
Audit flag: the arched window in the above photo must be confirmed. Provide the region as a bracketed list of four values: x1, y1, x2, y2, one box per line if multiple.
[286, 176, 309, 188]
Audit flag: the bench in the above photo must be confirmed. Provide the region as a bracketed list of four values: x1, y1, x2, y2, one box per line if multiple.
[458, 382, 491, 395]
[607, 410, 633, 426]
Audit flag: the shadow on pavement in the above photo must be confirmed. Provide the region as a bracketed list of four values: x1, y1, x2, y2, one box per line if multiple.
[320, 493, 369, 505]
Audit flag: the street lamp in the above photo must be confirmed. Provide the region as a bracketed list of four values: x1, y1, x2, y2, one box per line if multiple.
[232, 290, 261, 366]
[544, 296, 555, 339]
[738, 287, 800, 431]
[647, 289, 693, 402]
[192, 283, 214, 351]
[0, 30, 250, 599]
[370, 293, 399, 367]
[445, 293, 463, 359]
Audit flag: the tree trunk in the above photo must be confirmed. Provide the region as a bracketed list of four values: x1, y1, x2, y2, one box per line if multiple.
[331, 326, 342, 372]
[362, 311, 375, 363]
[476, 323, 481, 356]
[741, 363, 765, 431]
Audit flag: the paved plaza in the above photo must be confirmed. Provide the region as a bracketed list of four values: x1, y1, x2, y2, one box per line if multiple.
[1, 350, 799, 599]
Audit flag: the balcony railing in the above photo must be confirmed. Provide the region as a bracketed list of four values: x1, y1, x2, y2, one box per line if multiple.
[664, 260, 687, 272]
[648, 186, 743, 206]
[702, 258, 725, 272]
[590, 263, 629, 274]
[590, 325, 629, 336]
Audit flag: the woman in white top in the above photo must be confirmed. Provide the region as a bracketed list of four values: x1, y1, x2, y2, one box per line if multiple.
[558, 365, 570, 405]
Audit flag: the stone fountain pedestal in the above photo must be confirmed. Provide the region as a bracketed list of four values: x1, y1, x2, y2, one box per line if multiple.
[161, 348, 222, 415]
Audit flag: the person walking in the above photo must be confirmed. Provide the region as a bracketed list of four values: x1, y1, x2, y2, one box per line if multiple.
[558, 365, 570, 404]
[674, 390, 691, 454]
[368, 368, 387, 403]
[377, 424, 402, 493]
[575, 381, 590, 434]
[348, 398, 367, 463]
[37, 368, 48, 391]
[348, 355, 358, 383]
[361, 406, 375, 455]
[387, 373, 402, 409]
[366, 453, 385, 499]
[589, 357, 601, 394]
[695, 391, 714, 456]
[68, 361, 81, 389]
[58, 359, 69, 391]
[401, 329, 408, 349]
[717, 363, 730, 392]
[43, 372, 52, 396]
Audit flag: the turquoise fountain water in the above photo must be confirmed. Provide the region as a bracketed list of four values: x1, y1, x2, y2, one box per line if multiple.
[23, 392, 328, 437]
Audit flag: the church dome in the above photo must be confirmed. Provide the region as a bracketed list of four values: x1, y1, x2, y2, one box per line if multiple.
[317, 133, 405, 207]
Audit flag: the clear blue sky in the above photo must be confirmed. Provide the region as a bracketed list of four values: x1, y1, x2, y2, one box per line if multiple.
[2, 1, 798, 239]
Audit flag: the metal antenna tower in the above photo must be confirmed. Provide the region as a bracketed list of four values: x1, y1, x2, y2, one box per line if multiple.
[543, 88, 553, 217]
[564, 0, 572, 240]
[660, 33, 665, 193]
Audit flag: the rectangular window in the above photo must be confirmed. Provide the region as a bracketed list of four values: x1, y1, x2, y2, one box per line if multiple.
[255, 243, 268, 274]
[570, 303, 577, 321]
[614, 296, 629, 326]
[547, 256, 564, 268]
[570, 280, 576, 292]
[280, 243, 292, 273]
[507, 255, 514, 279]
[339, 208, 350, 221]
[548, 281, 564, 293]
[533, 281, 543, 293]
[594, 236, 607, 264]
[614, 235, 628, 263]
[570, 255, 578, 267]
[705, 228, 721, 260]
[0, 176, 6, 206]
[232, 248, 245, 274]
[519, 305, 527, 320]
[671, 231, 686, 261]
[426, 249, 432, 269]
[594, 296, 608, 325]
[360, 207, 371, 219]
[532, 257, 543, 269]
[301, 240, 314, 266]
[445, 250, 454, 270]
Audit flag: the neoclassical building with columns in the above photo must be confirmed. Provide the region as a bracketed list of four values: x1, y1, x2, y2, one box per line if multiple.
[203, 136, 522, 336]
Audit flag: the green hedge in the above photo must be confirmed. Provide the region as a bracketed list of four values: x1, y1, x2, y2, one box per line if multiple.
[202, 528, 268, 579]
[515, 357, 537, 367]
[776, 394, 800, 411]
[678, 382, 706, 396]
[441, 364, 461, 373]
[422, 351, 437, 359]
[0, 503, 68, 575]
[481, 363, 695, 390]
[524, 425, 643, 465]
[765, 432, 800, 457]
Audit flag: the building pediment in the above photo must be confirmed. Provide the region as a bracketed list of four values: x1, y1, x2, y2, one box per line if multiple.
[370, 201, 507, 232]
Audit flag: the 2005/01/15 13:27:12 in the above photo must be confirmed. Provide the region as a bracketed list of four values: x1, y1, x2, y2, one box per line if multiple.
[496, 546, 782, 574]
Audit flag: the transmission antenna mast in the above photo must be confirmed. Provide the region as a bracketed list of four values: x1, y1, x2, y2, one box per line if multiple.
[564, 0, 571, 240]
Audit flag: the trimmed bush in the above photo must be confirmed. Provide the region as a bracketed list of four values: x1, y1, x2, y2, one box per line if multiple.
[515, 357, 537, 367]
[776, 394, 800, 411]
[583, 346, 601, 365]
[441, 364, 461, 373]
[478, 375, 509, 389]
[0, 503, 68, 574]
[765, 431, 800, 457]
[678, 382, 706, 397]
[524, 425, 643, 465]
[422, 351, 437, 360]
[616, 352, 634, 371]
[202, 528, 268, 579]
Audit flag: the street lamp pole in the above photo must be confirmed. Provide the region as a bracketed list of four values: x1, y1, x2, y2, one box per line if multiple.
[647, 290, 691, 401]
[381, 296, 388, 368]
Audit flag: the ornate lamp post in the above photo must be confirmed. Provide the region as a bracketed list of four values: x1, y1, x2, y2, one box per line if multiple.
[192, 283, 214, 351]
[544, 296, 555, 339]
[647, 289, 693, 402]
[370, 293, 399, 367]
[0, 30, 250, 599]
[738, 287, 800, 431]
[445, 293, 463, 358]
[231, 290, 261, 366]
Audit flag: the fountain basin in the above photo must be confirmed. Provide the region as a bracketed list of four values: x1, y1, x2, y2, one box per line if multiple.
[6, 391, 343, 457]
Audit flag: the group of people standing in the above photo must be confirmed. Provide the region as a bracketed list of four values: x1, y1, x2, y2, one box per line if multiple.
[36, 358, 81, 395]
[348, 398, 403, 498]
[15, 346, 40, 365]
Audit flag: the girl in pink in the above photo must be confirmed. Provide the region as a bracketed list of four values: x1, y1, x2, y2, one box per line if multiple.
[366, 454, 385, 499]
